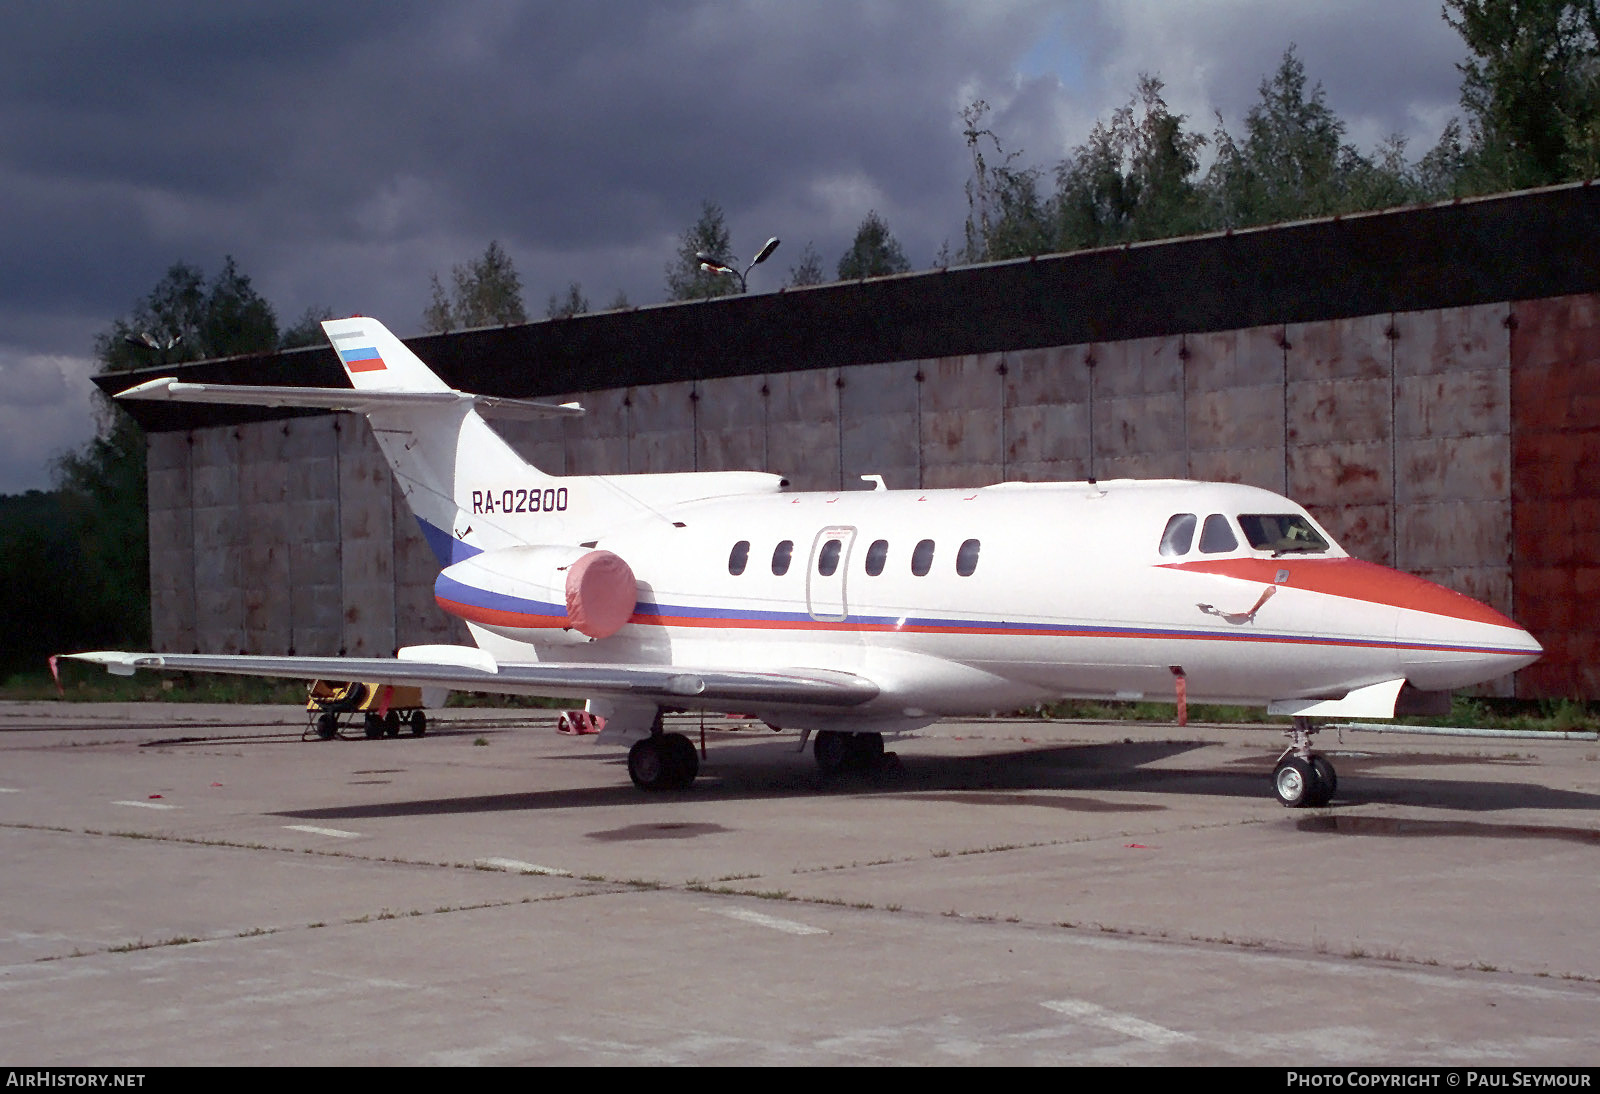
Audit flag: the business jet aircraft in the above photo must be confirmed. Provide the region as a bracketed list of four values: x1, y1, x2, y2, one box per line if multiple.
[68, 317, 1543, 807]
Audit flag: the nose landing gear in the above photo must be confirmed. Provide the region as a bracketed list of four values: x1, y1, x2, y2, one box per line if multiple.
[1273, 717, 1336, 807]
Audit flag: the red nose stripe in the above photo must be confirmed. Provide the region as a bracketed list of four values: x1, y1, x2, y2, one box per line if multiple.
[1160, 558, 1520, 629]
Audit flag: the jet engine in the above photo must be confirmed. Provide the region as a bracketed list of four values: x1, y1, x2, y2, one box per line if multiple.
[434, 545, 638, 644]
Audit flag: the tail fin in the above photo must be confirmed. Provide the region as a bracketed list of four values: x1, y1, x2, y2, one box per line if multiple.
[116, 316, 785, 565]
[323, 316, 451, 393]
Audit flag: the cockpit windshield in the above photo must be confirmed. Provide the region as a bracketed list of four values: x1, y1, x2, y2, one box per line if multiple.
[1237, 514, 1330, 556]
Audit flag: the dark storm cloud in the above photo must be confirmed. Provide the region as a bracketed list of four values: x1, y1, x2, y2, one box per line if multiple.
[0, 1, 1471, 492]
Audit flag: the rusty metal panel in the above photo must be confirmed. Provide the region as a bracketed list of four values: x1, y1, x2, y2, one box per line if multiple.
[1306, 502, 1392, 566]
[1094, 452, 1187, 480]
[921, 354, 1004, 488]
[190, 426, 244, 654]
[1005, 344, 1090, 482]
[1393, 302, 1509, 377]
[1396, 436, 1509, 504]
[1287, 442, 1393, 509]
[1092, 391, 1184, 464]
[1186, 448, 1284, 494]
[1286, 314, 1390, 382]
[765, 369, 839, 490]
[1511, 293, 1600, 697]
[1395, 371, 1509, 440]
[839, 360, 918, 490]
[1005, 402, 1090, 482]
[239, 421, 291, 654]
[338, 417, 395, 657]
[696, 374, 768, 473]
[1395, 500, 1511, 571]
[146, 431, 195, 652]
[1285, 377, 1392, 446]
[627, 381, 696, 473]
[1093, 335, 1181, 397]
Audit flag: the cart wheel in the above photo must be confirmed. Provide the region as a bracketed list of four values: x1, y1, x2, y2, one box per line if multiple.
[316, 712, 338, 740]
[408, 711, 427, 737]
[384, 710, 401, 738]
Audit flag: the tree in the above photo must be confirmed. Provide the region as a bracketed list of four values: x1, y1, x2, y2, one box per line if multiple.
[1054, 75, 1209, 250]
[665, 201, 738, 300]
[1446, 0, 1600, 190]
[422, 241, 528, 332]
[96, 257, 279, 370]
[785, 242, 826, 287]
[1205, 47, 1395, 228]
[837, 211, 910, 280]
[545, 282, 590, 319]
[49, 257, 288, 665]
[604, 289, 632, 311]
[280, 305, 336, 349]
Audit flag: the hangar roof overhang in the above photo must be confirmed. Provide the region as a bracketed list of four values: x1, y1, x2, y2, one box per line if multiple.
[99, 182, 1600, 433]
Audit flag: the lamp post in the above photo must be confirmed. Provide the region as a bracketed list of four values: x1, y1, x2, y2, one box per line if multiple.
[695, 236, 780, 293]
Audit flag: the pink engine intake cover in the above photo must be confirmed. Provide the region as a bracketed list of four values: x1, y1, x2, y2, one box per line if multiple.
[564, 550, 637, 639]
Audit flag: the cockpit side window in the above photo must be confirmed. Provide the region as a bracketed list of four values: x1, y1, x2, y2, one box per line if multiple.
[1238, 514, 1330, 556]
[1198, 513, 1239, 554]
[1159, 514, 1197, 557]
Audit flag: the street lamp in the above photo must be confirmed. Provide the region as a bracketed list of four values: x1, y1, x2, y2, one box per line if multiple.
[123, 330, 183, 364]
[696, 236, 780, 293]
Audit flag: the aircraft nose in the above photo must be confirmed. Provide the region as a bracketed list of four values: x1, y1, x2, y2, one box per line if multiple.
[1394, 579, 1543, 692]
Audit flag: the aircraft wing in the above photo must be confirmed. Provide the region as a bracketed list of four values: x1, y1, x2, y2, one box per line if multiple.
[62, 649, 879, 709]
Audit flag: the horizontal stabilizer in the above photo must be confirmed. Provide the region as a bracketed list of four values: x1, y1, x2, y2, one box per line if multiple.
[62, 651, 879, 709]
[114, 377, 584, 420]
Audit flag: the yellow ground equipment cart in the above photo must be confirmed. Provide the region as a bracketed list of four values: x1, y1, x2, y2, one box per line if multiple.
[306, 681, 427, 740]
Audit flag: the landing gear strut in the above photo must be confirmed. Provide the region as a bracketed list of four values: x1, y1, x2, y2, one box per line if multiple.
[626, 712, 699, 791]
[1273, 717, 1336, 807]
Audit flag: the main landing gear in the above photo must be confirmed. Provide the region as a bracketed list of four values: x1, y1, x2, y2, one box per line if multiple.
[1273, 717, 1337, 808]
[626, 713, 699, 791]
[813, 730, 886, 776]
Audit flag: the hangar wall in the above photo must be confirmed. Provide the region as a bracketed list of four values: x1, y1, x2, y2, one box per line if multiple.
[145, 294, 1582, 698]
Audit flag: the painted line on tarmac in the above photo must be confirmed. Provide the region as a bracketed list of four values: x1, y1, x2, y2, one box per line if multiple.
[704, 907, 829, 936]
[475, 857, 571, 876]
[283, 824, 362, 839]
[1042, 998, 1192, 1045]
[112, 799, 178, 810]
[0, 787, 19, 793]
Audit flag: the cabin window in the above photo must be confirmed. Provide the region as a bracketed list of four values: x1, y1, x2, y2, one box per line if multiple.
[772, 540, 793, 576]
[865, 539, 888, 576]
[956, 538, 980, 576]
[1159, 513, 1197, 557]
[1198, 514, 1239, 554]
[1238, 513, 1330, 556]
[817, 538, 842, 577]
[728, 540, 749, 575]
[911, 538, 935, 576]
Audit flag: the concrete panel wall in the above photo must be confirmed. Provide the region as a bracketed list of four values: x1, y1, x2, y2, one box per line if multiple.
[159, 295, 1599, 696]
[1286, 314, 1396, 566]
[337, 418, 394, 656]
[146, 431, 195, 652]
[190, 427, 244, 654]
[1004, 345, 1091, 483]
[283, 416, 343, 656]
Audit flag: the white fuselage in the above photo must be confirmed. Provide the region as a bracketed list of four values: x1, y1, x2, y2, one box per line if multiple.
[437, 478, 1541, 726]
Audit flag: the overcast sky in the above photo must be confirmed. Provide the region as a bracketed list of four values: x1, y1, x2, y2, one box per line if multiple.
[0, 1, 1471, 493]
